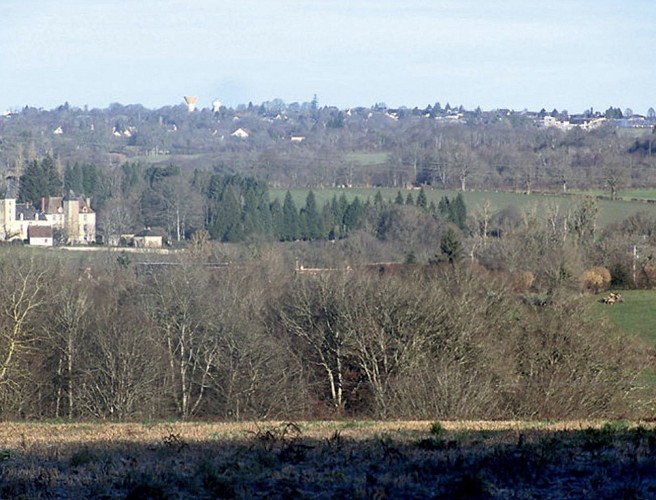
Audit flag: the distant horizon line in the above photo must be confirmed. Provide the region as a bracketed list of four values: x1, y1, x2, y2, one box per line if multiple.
[3, 99, 649, 117]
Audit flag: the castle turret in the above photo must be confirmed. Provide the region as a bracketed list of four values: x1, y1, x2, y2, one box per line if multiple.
[63, 191, 80, 244]
[0, 197, 16, 240]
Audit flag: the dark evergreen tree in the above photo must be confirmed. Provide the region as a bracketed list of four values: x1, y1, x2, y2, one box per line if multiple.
[64, 163, 83, 194]
[120, 162, 145, 198]
[43, 155, 62, 197]
[302, 190, 323, 240]
[81, 163, 99, 197]
[374, 190, 384, 207]
[204, 173, 276, 241]
[438, 196, 450, 217]
[322, 202, 337, 240]
[297, 207, 308, 240]
[328, 195, 339, 227]
[439, 227, 463, 264]
[437, 194, 467, 230]
[241, 177, 268, 237]
[241, 203, 259, 238]
[18, 160, 43, 204]
[255, 195, 274, 238]
[343, 196, 364, 232]
[145, 164, 179, 187]
[329, 193, 349, 238]
[337, 193, 349, 221]
[405, 192, 414, 206]
[394, 191, 404, 205]
[206, 175, 242, 241]
[270, 198, 284, 239]
[451, 193, 467, 230]
[281, 191, 299, 241]
[416, 187, 428, 211]
[19, 155, 62, 204]
[218, 184, 243, 242]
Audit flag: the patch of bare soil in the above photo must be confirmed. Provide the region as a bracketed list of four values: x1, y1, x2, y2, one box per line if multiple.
[0, 420, 655, 498]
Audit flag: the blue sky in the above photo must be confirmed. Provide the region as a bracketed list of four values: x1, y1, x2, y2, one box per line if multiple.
[1, 0, 653, 113]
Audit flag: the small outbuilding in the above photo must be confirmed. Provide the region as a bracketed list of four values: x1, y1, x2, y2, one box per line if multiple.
[133, 228, 164, 248]
[28, 225, 53, 246]
[231, 127, 250, 139]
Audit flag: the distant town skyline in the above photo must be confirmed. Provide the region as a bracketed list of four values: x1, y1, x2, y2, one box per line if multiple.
[2, 0, 653, 114]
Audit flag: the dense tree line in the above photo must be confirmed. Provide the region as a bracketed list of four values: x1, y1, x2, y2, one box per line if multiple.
[198, 177, 463, 248]
[5, 155, 465, 257]
[0, 247, 647, 421]
[11, 154, 656, 293]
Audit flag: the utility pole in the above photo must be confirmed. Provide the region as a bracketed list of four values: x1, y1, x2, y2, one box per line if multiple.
[633, 245, 638, 287]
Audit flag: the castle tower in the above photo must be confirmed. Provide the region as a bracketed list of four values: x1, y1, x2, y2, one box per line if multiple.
[63, 192, 80, 244]
[0, 198, 16, 240]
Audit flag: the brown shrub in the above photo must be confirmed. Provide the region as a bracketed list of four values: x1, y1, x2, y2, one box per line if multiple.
[511, 270, 535, 292]
[581, 266, 611, 294]
[638, 263, 656, 288]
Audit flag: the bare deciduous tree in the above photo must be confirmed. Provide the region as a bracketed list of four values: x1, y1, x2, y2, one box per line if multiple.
[80, 303, 162, 419]
[143, 262, 221, 418]
[46, 278, 90, 419]
[278, 273, 354, 414]
[0, 254, 50, 402]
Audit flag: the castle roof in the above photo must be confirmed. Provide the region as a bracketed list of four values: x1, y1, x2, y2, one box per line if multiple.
[43, 196, 94, 214]
[16, 203, 47, 221]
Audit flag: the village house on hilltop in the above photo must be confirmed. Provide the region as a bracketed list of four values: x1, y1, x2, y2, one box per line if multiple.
[0, 190, 96, 245]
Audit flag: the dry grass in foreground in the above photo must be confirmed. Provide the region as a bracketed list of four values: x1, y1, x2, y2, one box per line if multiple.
[1, 420, 656, 498]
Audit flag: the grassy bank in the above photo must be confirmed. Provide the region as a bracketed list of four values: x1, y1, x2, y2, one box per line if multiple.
[1, 420, 655, 498]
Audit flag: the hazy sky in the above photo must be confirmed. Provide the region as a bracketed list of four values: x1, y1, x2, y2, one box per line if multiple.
[1, 0, 653, 113]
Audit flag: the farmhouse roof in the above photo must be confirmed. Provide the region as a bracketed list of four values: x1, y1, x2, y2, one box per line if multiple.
[135, 227, 165, 237]
[28, 225, 53, 238]
[231, 127, 250, 138]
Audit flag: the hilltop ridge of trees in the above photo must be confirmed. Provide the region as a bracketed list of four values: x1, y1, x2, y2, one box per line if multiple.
[1, 99, 655, 194]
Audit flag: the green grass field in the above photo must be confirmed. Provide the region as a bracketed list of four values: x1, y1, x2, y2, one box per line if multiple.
[595, 290, 656, 345]
[571, 188, 656, 201]
[271, 187, 656, 227]
[346, 152, 390, 165]
[594, 290, 656, 393]
[618, 189, 656, 201]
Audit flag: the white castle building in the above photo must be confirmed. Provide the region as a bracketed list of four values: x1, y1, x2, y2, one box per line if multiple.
[0, 191, 96, 245]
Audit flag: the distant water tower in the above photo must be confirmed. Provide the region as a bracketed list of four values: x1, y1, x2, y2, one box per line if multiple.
[184, 96, 198, 112]
[212, 99, 222, 113]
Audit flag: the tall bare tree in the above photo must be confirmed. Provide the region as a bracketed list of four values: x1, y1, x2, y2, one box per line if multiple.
[0, 254, 50, 408]
[46, 277, 90, 419]
[143, 262, 220, 418]
[278, 273, 354, 413]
